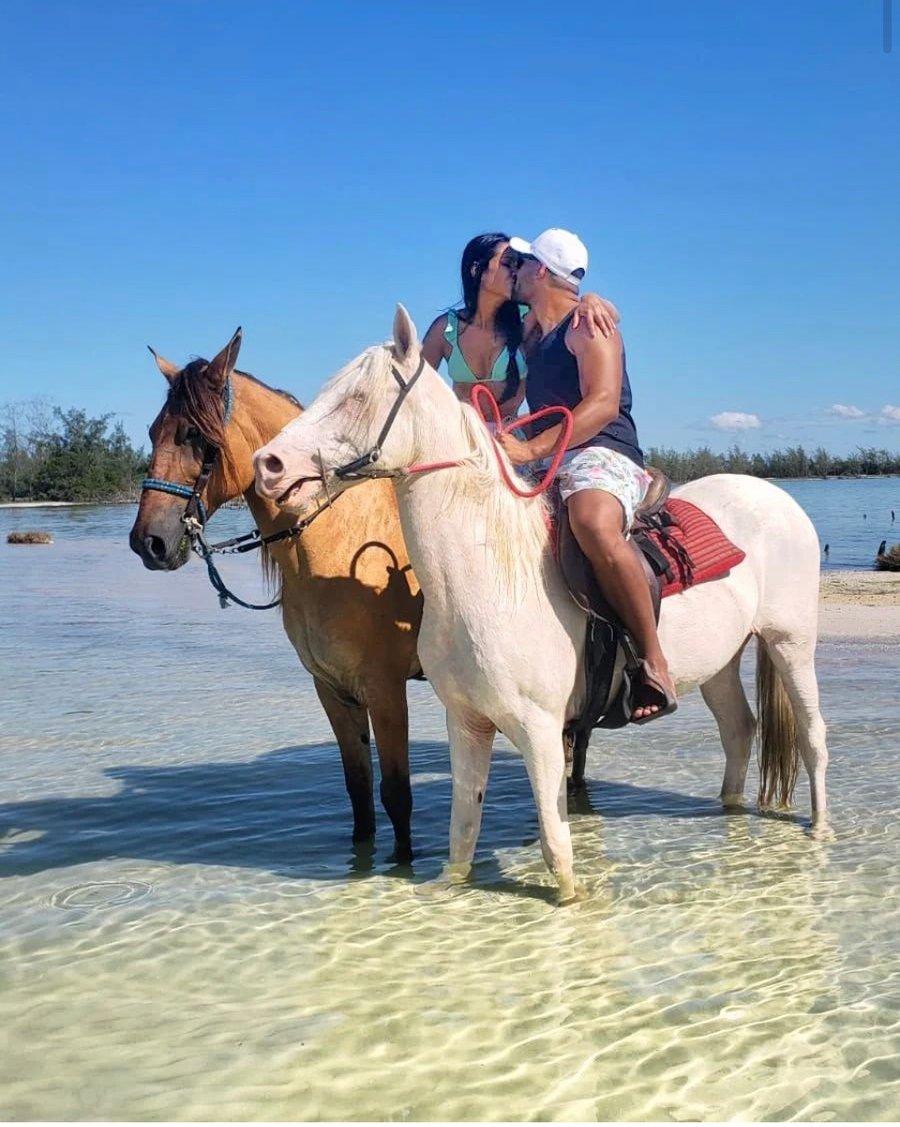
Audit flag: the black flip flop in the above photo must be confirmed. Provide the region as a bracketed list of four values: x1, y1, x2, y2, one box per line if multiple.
[630, 660, 678, 725]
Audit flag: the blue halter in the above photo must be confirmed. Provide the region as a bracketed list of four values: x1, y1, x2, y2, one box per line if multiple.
[141, 376, 234, 526]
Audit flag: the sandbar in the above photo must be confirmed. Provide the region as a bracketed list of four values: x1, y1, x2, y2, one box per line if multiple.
[818, 570, 900, 639]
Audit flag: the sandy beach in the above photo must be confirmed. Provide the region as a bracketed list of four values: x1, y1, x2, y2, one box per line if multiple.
[819, 570, 900, 638]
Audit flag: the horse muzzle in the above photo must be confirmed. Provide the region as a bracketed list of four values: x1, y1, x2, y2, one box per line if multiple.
[129, 524, 191, 571]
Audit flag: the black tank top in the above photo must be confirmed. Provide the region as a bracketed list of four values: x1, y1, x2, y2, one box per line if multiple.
[525, 312, 644, 467]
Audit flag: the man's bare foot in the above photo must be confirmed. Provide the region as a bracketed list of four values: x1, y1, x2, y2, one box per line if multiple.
[631, 660, 678, 724]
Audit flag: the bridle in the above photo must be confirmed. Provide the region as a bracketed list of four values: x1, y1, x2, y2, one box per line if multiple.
[140, 374, 326, 610]
[331, 355, 428, 481]
[139, 348, 570, 609]
[322, 351, 573, 500]
[141, 375, 235, 527]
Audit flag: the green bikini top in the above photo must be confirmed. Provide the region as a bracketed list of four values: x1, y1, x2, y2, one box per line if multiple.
[443, 309, 528, 385]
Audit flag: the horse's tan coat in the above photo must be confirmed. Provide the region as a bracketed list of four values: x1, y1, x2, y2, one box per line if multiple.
[130, 334, 422, 858]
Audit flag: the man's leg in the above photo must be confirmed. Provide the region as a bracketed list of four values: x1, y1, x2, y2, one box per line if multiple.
[567, 488, 676, 720]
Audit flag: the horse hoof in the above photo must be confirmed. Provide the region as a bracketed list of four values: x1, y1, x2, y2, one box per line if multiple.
[720, 792, 746, 809]
[807, 817, 834, 842]
[415, 877, 461, 901]
[445, 862, 472, 884]
[414, 861, 472, 901]
[389, 842, 414, 865]
[555, 874, 584, 906]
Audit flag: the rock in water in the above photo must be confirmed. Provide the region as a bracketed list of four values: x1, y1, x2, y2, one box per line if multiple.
[7, 531, 54, 545]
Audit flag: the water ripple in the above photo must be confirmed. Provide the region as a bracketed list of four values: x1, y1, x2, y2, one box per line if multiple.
[1, 509, 899, 1120]
[51, 880, 153, 911]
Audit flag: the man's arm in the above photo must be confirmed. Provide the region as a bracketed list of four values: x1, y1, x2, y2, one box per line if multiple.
[500, 322, 622, 463]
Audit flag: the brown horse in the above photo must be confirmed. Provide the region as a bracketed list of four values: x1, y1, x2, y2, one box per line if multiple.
[129, 329, 423, 861]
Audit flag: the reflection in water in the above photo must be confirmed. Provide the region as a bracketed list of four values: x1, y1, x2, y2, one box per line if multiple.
[0, 511, 899, 1120]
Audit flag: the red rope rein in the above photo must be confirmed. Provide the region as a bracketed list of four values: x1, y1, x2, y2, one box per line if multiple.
[405, 385, 573, 497]
[468, 384, 574, 499]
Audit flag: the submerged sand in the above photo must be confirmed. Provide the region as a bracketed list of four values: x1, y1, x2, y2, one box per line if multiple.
[818, 570, 900, 638]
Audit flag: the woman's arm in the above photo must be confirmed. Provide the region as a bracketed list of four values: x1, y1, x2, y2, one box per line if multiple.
[421, 314, 450, 370]
[571, 294, 620, 338]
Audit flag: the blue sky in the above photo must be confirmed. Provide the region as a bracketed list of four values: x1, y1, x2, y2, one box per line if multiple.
[0, 0, 897, 455]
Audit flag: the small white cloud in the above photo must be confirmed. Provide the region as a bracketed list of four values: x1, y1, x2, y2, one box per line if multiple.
[710, 411, 761, 431]
[827, 404, 866, 419]
[879, 405, 900, 424]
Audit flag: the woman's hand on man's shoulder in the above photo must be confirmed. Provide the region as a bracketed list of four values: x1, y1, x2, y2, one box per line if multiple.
[571, 294, 620, 339]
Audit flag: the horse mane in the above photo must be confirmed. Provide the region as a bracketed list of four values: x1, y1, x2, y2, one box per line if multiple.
[168, 359, 301, 449]
[349, 344, 552, 594]
[452, 403, 552, 591]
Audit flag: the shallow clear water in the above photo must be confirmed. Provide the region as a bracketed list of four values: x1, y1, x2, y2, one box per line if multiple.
[1, 503, 899, 1121]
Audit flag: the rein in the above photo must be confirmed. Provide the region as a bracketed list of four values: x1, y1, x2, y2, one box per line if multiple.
[327, 353, 573, 496]
[333, 356, 428, 480]
[469, 385, 573, 499]
[141, 373, 322, 610]
[188, 502, 328, 610]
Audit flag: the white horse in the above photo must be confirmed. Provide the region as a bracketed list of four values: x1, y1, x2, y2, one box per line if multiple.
[253, 306, 829, 902]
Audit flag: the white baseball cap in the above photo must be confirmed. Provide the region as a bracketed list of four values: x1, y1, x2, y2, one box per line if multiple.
[508, 228, 588, 284]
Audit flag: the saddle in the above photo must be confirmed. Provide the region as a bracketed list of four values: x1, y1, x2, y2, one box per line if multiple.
[557, 467, 673, 748]
[557, 468, 747, 774]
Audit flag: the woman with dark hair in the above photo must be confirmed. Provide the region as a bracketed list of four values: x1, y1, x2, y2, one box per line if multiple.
[422, 232, 617, 422]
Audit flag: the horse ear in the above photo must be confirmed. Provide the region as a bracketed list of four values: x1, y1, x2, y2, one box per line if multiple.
[392, 304, 420, 364]
[206, 327, 242, 391]
[148, 346, 180, 383]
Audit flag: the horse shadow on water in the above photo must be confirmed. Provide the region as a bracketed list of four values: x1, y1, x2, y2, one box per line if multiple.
[0, 739, 801, 900]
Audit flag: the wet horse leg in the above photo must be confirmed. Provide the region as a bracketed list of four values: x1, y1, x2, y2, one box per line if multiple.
[758, 633, 829, 834]
[700, 640, 756, 807]
[508, 708, 577, 904]
[445, 708, 496, 881]
[313, 676, 375, 842]
[367, 676, 414, 863]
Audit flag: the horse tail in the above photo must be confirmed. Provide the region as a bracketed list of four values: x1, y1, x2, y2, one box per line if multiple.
[756, 641, 800, 808]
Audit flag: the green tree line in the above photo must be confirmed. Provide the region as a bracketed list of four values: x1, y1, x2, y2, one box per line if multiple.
[646, 443, 900, 482]
[2, 397, 898, 501]
[1, 400, 148, 502]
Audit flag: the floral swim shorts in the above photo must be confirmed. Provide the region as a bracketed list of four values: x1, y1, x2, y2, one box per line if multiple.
[555, 446, 653, 530]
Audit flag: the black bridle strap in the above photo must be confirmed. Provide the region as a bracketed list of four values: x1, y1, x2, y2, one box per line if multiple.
[183, 441, 220, 523]
[191, 500, 330, 609]
[334, 356, 426, 480]
[203, 500, 329, 555]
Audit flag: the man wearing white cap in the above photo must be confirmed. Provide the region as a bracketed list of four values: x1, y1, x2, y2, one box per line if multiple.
[498, 228, 676, 722]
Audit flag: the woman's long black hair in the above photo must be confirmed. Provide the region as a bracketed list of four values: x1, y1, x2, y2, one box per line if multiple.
[455, 232, 523, 404]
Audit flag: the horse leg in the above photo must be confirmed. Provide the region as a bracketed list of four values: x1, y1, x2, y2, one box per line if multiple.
[313, 677, 375, 843]
[445, 709, 496, 882]
[699, 641, 756, 807]
[367, 679, 414, 864]
[757, 633, 829, 834]
[508, 711, 578, 904]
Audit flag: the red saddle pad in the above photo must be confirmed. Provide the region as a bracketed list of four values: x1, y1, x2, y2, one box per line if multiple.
[645, 498, 746, 598]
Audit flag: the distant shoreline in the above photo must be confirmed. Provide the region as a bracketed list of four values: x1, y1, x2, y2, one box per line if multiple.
[0, 500, 136, 508]
[0, 501, 88, 508]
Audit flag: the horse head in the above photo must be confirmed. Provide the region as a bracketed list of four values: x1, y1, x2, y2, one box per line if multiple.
[129, 328, 242, 570]
[253, 305, 426, 515]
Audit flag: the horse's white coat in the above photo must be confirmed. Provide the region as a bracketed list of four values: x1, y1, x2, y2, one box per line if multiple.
[254, 307, 828, 900]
